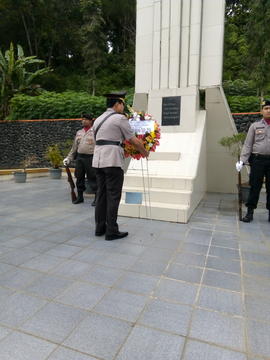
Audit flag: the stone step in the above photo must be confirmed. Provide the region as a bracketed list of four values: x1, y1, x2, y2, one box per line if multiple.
[123, 174, 193, 191]
[118, 200, 190, 223]
[122, 186, 192, 205]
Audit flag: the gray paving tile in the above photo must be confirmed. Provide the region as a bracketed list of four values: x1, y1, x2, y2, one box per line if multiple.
[206, 256, 241, 274]
[56, 281, 109, 310]
[138, 298, 192, 335]
[129, 259, 167, 276]
[115, 272, 159, 294]
[139, 247, 174, 263]
[198, 286, 243, 316]
[94, 289, 148, 322]
[110, 242, 146, 256]
[0, 331, 57, 360]
[0, 292, 47, 327]
[51, 260, 93, 279]
[245, 295, 270, 322]
[190, 309, 245, 351]
[203, 269, 241, 291]
[185, 229, 212, 245]
[209, 246, 240, 259]
[0, 248, 40, 266]
[97, 253, 138, 270]
[21, 254, 65, 272]
[71, 248, 106, 264]
[0, 268, 41, 290]
[247, 319, 270, 357]
[174, 252, 206, 267]
[242, 251, 270, 265]
[181, 242, 209, 255]
[0, 263, 14, 275]
[20, 302, 87, 343]
[0, 326, 11, 341]
[80, 264, 124, 286]
[45, 244, 82, 258]
[165, 263, 203, 283]
[24, 240, 58, 252]
[2, 237, 35, 248]
[244, 275, 270, 298]
[64, 313, 132, 360]
[116, 325, 185, 360]
[48, 347, 96, 360]
[183, 339, 247, 360]
[154, 278, 198, 305]
[24, 274, 73, 299]
[152, 237, 182, 250]
[243, 262, 270, 279]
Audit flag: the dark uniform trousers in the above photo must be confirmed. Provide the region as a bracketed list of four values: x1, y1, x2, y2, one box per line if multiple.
[75, 154, 97, 194]
[95, 167, 124, 235]
[246, 155, 270, 210]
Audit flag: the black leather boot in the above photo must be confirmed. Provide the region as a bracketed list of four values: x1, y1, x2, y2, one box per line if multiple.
[73, 192, 84, 204]
[242, 208, 254, 222]
[268, 211, 270, 222]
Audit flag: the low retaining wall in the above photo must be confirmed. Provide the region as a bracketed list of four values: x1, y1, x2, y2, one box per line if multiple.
[0, 113, 262, 169]
[0, 119, 81, 169]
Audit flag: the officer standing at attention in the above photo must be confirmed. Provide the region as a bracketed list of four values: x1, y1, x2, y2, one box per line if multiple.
[236, 99, 270, 222]
[93, 91, 149, 240]
[63, 113, 97, 206]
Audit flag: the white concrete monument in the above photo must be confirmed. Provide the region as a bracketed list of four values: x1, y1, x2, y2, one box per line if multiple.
[119, 0, 238, 223]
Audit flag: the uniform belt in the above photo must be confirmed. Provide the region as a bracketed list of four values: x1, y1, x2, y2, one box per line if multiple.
[253, 154, 270, 160]
[77, 153, 93, 158]
[96, 140, 122, 146]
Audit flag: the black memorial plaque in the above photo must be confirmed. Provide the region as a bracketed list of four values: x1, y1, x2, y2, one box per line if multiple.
[162, 96, 181, 126]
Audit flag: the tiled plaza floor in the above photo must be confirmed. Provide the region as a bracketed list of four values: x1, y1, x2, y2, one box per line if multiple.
[0, 177, 270, 360]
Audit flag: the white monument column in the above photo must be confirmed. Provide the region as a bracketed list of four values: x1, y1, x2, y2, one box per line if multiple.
[119, 0, 238, 223]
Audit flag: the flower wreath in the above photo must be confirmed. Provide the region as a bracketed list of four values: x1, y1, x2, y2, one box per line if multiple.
[123, 110, 161, 160]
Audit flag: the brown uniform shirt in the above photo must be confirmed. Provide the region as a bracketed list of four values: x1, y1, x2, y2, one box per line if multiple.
[92, 108, 134, 169]
[66, 128, 95, 161]
[240, 119, 270, 164]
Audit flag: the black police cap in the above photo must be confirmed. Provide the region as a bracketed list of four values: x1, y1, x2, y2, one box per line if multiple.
[81, 113, 94, 120]
[103, 91, 127, 102]
[261, 99, 270, 108]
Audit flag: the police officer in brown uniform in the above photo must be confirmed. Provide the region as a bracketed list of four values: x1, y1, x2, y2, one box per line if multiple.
[63, 113, 97, 206]
[236, 100, 270, 222]
[93, 92, 149, 240]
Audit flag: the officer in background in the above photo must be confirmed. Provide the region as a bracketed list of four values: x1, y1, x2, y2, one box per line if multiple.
[63, 113, 97, 206]
[236, 99, 270, 222]
[93, 91, 149, 240]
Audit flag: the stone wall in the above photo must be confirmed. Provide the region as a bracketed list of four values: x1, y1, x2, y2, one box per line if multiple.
[0, 113, 262, 169]
[0, 119, 81, 169]
[232, 112, 261, 133]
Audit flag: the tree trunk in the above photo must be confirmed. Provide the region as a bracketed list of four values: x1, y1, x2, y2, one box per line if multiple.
[21, 13, 33, 56]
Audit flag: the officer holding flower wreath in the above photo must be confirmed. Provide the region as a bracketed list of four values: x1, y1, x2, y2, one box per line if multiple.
[93, 91, 149, 241]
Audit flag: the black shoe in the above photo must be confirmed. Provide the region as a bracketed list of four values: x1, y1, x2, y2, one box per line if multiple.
[268, 211, 270, 222]
[105, 231, 128, 241]
[91, 200, 96, 207]
[73, 197, 84, 204]
[242, 213, 253, 222]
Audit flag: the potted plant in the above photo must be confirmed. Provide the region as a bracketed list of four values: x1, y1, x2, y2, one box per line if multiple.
[46, 144, 63, 179]
[13, 155, 38, 183]
[219, 133, 250, 202]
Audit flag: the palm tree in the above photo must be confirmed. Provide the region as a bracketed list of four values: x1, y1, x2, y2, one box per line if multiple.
[0, 43, 51, 119]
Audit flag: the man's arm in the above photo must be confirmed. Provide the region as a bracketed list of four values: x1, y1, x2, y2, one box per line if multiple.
[129, 136, 149, 158]
[240, 124, 255, 164]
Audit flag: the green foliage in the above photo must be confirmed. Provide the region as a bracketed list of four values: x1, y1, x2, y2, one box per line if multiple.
[9, 91, 106, 119]
[226, 96, 264, 113]
[0, 42, 51, 119]
[45, 144, 63, 169]
[223, 80, 257, 96]
[219, 133, 247, 157]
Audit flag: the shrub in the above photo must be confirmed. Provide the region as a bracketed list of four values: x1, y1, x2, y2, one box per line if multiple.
[226, 96, 264, 113]
[9, 91, 106, 120]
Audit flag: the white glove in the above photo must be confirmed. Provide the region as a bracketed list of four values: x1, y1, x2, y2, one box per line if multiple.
[235, 160, 243, 172]
[63, 158, 70, 166]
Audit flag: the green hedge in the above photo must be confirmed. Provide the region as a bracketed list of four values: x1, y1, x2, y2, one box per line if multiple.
[227, 96, 263, 113]
[9, 91, 106, 120]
